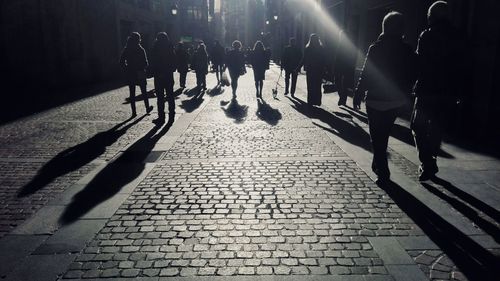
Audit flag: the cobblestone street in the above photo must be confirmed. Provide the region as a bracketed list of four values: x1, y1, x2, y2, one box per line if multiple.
[0, 66, 499, 281]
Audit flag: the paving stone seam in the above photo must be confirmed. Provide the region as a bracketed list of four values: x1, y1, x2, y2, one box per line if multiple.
[157, 156, 353, 163]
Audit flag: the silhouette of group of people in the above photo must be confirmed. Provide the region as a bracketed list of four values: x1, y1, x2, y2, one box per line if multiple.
[355, 1, 463, 184]
[119, 1, 461, 185]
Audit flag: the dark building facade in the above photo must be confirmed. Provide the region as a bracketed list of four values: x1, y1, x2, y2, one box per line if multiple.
[0, 0, 175, 89]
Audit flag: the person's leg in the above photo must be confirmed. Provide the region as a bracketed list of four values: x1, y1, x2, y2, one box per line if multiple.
[284, 71, 291, 95]
[202, 74, 207, 90]
[259, 80, 263, 97]
[306, 74, 313, 105]
[338, 74, 347, 106]
[166, 75, 175, 117]
[128, 84, 137, 116]
[139, 81, 151, 112]
[230, 72, 238, 96]
[411, 100, 437, 179]
[367, 107, 398, 181]
[180, 71, 186, 88]
[313, 73, 322, 106]
[291, 71, 298, 96]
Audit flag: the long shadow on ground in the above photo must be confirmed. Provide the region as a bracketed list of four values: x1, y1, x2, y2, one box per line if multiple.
[17, 115, 146, 197]
[288, 96, 372, 152]
[59, 115, 175, 224]
[379, 180, 500, 281]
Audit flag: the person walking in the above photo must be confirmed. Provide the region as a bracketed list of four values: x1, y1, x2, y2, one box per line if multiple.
[249, 41, 271, 99]
[334, 30, 353, 107]
[354, 11, 417, 184]
[225, 40, 246, 97]
[411, 1, 464, 181]
[193, 43, 209, 90]
[298, 34, 327, 106]
[281, 38, 302, 97]
[176, 42, 189, 88]
[150, 32, 176, 124]
[210, 40, 225, 85]
[119, 32, 153, 117]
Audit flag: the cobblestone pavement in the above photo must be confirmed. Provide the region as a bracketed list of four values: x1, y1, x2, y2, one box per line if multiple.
[58, 68, 432, 280]
[2, 66, 499, 281]
[0, 79, 195, 238]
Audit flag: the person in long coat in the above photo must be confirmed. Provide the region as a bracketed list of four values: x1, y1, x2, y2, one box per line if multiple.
[355, 11, 417, 184]
[249, 41, 271, 99]
[193, 43, 209, 90]
[225, 40, 246, 97]
[119, 32, 153, 116]
[299, 34, 327, 106]
[150, 32, 176, 123]
[176, 42, 189, 88]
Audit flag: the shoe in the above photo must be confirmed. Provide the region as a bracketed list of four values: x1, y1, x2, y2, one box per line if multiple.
[418, 164, 438, 181]
[284, 91, 289, 96]
[146, 106, 154, 114]
[131, 112, 137, 117]
[353, 103, 361, 110]
[338, 101, 346, 107]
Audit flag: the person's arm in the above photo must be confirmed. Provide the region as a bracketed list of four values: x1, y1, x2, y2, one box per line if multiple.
[119, 48, 127, 68]
[354, 45, 374, 105]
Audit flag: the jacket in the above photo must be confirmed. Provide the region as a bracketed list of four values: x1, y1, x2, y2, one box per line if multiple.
[150, 42, 176, 76]
[281, 45, 302, 71]
[356, 34, 417, 104]
[414, 21, 464, 98]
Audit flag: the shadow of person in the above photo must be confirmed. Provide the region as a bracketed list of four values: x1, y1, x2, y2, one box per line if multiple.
[256, 99, 282, 126]
[180, 90, 205, 113]
[222, 97, 248, 124]
[376, 180, 500, 281]
[173, 88, 184, 97]
[17, 116, 146, 197]
[185, 87, 201, 97]
[431, 176, 500, 224]
[287, 96, 372, 152]
[59, 116, 175, 224]
[420, 181, 500, 243]
[207, 85, 225, 97]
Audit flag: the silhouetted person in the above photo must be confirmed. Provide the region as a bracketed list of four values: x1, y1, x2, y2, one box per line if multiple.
[334, 30, 352, 107]
[176, 42, 189, 88]
[281, 38, 302, 97]
[355, 11, 417, 184]
[249, 41, 271, 99]
[210, 40, 225, 85]
[150, 32, 176, 124]
[298, 34, 327, 106]
[119, 32, 153, 116]
[193, 43, 209, 90]
[225, 40, 246, 97]
[412, 1, 463, 181]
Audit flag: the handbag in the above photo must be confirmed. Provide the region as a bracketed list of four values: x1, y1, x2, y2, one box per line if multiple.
[221, 71, 230, 86]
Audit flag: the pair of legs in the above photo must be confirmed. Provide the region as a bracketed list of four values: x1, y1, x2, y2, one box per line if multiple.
[411, 97, 453, 180]
[254, 80, 263, 98]
[214, 64, 223, 84]
[179, 71, 187, 88]
[285, 70, 298, 96]
[367, 106, 399, 182]
[306, 72, 322, 106]
[154, 74, 175, 123]
[196, 72, 207, 90]
[128, 80, 152, 116]
[229, 71, 240, 96]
